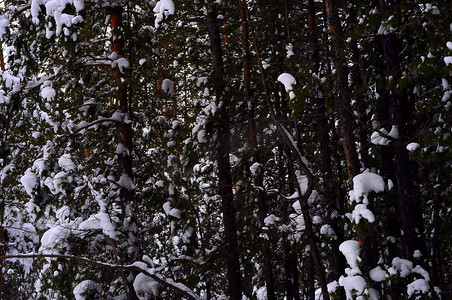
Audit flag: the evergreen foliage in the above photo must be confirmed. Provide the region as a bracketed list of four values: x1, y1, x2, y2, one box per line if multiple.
[0, 0, 450, 299]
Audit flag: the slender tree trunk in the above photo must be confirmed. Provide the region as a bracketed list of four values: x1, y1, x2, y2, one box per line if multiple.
[348, 5, 369, 168]
[242, 1, 329, 297]
[0, 30, 6, 300]
[278, 146, 301, 300]
[307, 1, 347, 292]
[323, 1, 383, 291]
[206, 8, 242, 300]
[238, 2, 276, 299]
[0, 189, 4, 300]
[306, 253, 315, 300]
[110, 4, 139, 299]
[382, 17, 425, 260]
[323, 0, 360, 183]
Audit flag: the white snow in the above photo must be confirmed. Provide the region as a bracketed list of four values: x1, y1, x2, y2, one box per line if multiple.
[250, 162, 262, 175]
[41, 85, 56, 101]
[162, 79, 174, 96]
[444, 56, 452, 65]
[339, 240, 361, 269]
[118, 173, 134, 191]
[388, 125, 399, 139]
[40, 225, 72, 253]
[163, 201, 172, 215]
[58, 154, 76, 171]
[292, 200, 302, 214]
[79, 211, 117, 239]
[172, 120, 180, 129]
[256, 286, 267, 300]
[277, 73, 296, 100]
[327, 281, 339, 293]
[351, 203, 375, 224]
[264, 214, 279, 226]
[339, 275, 367, 300]
[73, 280, 101, 300]
[406, 142, 420, 151]
[320, 224, 337, 239]
[442, 78, 449, 90]
[133, 273, 159, 300]
[447, 41, 452, 50]
[154, 0, 175, 28]
[369, 266, 387, 282]
[113, 57, 129, 73]
[20, 172, 38, 197]
[370, 128, 390, 145]
[196, 77, 207, 87]
[350, 172, 385, 204]
[0, 18, 10, 39]
[169, 208, 181, 219]
[197, 129, 207, 143]
[412, 265, 430, 281]
[407, 279, 429, 297]
[286, 43, 294, 58]
[390, 257, 413, 277]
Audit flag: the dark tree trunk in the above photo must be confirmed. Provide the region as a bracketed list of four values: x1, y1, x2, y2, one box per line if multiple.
[383, 26, 425, 260]
[206, 8, 243, 300]
[110, 4, 139, 300]
[243, 1, 329, 297]
[238, 2, 276, 298]
[323, 0, 382, 291]
[323, 0, 360, 184]
[306, 3, 346, 297]
[348, 4, 369, 168]
[278, 147, 301, 300]
[306, 253, 315, 300]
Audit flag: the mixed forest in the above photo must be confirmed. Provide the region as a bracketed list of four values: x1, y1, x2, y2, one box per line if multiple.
[0, 0, 451, 299]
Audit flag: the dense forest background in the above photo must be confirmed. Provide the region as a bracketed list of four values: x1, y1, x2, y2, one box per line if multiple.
[0, 0, 451, 299]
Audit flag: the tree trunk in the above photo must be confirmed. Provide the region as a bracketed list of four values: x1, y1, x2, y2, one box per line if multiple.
[278, 146, 301, 300]
[242, 1, 329, 297]
[382, 19, 425, 260]
[307, 2, 346, 295]
[323, 0, 360, 183]
[238, 2, 276, 299]
[206, 8, 243, 300]
[110, 4, 139, 299]
[347, 4, 369, 168]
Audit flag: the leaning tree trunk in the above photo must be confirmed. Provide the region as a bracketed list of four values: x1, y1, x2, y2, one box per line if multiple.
[206, 7, 243, 300]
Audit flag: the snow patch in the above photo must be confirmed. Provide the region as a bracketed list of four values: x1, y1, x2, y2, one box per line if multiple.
[154, 0, 175, 28]
[351, 203, 375, 224]
[406, 142, 420, 152]
[134, 273, 159, 300]
[407, 279, 429, 297]
[250, 162, 262, 175]
[162, 79, 174, 96]
[58, 154, 76, 171]
[41, 85, 56, 101]
[277, 73, 296, 100]
[350, 172, 385, 204]
[339, 240, 361, 269]
[339, 275, 367, 300]
[369, 266, 387, 282]
[20, 172, 38, 197]
[73, 280, 101, 300]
